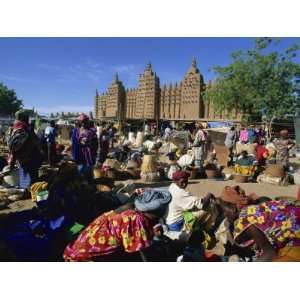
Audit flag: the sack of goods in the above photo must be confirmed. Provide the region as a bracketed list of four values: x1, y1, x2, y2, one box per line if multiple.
[177, 151, 194, 169]
[236, 142, 257, 156]
[257, 173, 284, 186]
[264, 164, 285, 178]
[135, 131, 144, 148]
[128, 132, 136, 144]
[140, 154, 160, 182]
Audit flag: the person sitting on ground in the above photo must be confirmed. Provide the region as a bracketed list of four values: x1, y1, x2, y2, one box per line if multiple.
[63, 189, 172, 262]
[234, 150, 257, 177]
[165, 171, 213, 233]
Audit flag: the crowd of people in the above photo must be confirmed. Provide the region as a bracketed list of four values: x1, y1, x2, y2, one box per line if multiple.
[0, 110, 299, 262]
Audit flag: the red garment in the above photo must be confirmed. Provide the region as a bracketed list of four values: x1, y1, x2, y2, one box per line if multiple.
[64, 209, 154, 262]
[12, 120, 28, 131]
[256, 145, 268, 165]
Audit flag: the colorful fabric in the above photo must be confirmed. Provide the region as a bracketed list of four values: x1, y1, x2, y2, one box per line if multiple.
[256, 145, 269, 165]
[239, 129, 248, 143]
[273, 138, 294, 166]
[234, 164, 257, 176]
[63, 209, 154, 261]
[77, 128, 97, 166]
[30, 181, 48, 201]
[234, 199, 300, 251]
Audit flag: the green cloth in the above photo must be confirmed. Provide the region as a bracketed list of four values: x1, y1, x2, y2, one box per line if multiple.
[183, 211, 200, 232]
[67, 223, 85, 242]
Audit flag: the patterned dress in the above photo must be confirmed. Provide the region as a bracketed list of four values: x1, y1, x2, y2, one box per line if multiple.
[64, 209, 154, 261]
[273, 138, 294, 166]
[234, 199, 300, 251]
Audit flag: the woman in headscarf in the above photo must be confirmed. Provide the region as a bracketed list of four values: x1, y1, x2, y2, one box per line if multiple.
[8, 109, 42, 188]
[75, 114, 98, 181]
[63, 189, 172, 261]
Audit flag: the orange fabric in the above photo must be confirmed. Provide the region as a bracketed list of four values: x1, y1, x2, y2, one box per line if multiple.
[273, 246, 300, 262]
[220, 186, 258, 208]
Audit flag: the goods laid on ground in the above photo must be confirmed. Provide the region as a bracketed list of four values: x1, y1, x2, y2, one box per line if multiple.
[1, 166, 19, 187]
[222, 167, 235, 180]
[264, 164, 285, 178]
[177, 151, 194, 169]
[257, 173, 283, 186]
[0, 187, 26, 209]
[140, 154, 160, 182]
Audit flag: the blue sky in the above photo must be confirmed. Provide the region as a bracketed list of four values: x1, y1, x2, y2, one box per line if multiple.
[0, 37, 299, 115]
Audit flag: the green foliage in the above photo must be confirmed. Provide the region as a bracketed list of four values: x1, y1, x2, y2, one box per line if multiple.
[0, 82, 23, 116]
[204, 38, 300, 123]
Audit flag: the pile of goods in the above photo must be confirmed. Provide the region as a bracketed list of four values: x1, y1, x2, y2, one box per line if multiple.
[0, 187, 26, 209]
[257, 164, 288, 186]
[140, 154, 160, 182]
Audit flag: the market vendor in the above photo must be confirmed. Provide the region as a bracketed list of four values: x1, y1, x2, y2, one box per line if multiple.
[63, 190, 172, 262]
[165, 171, 212, 232]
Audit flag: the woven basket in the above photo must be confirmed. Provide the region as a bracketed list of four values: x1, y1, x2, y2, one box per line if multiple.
[141, 155, 157, 173]
[234, 174, 249, 183]
[265, 164, 285, 178]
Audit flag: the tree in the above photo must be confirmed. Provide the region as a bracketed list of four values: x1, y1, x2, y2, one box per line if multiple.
[204, 38, 300, 134]
[0, 82, 23, 116]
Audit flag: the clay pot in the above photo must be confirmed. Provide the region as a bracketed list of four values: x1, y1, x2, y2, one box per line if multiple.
[189, 168, 199, 179]
[234, 174, 249, 183]
[205, 169, 217, 179]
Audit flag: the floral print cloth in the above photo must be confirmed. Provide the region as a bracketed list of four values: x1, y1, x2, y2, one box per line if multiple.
[64, 209, 154, 261]
[234, 199, 300, 250]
